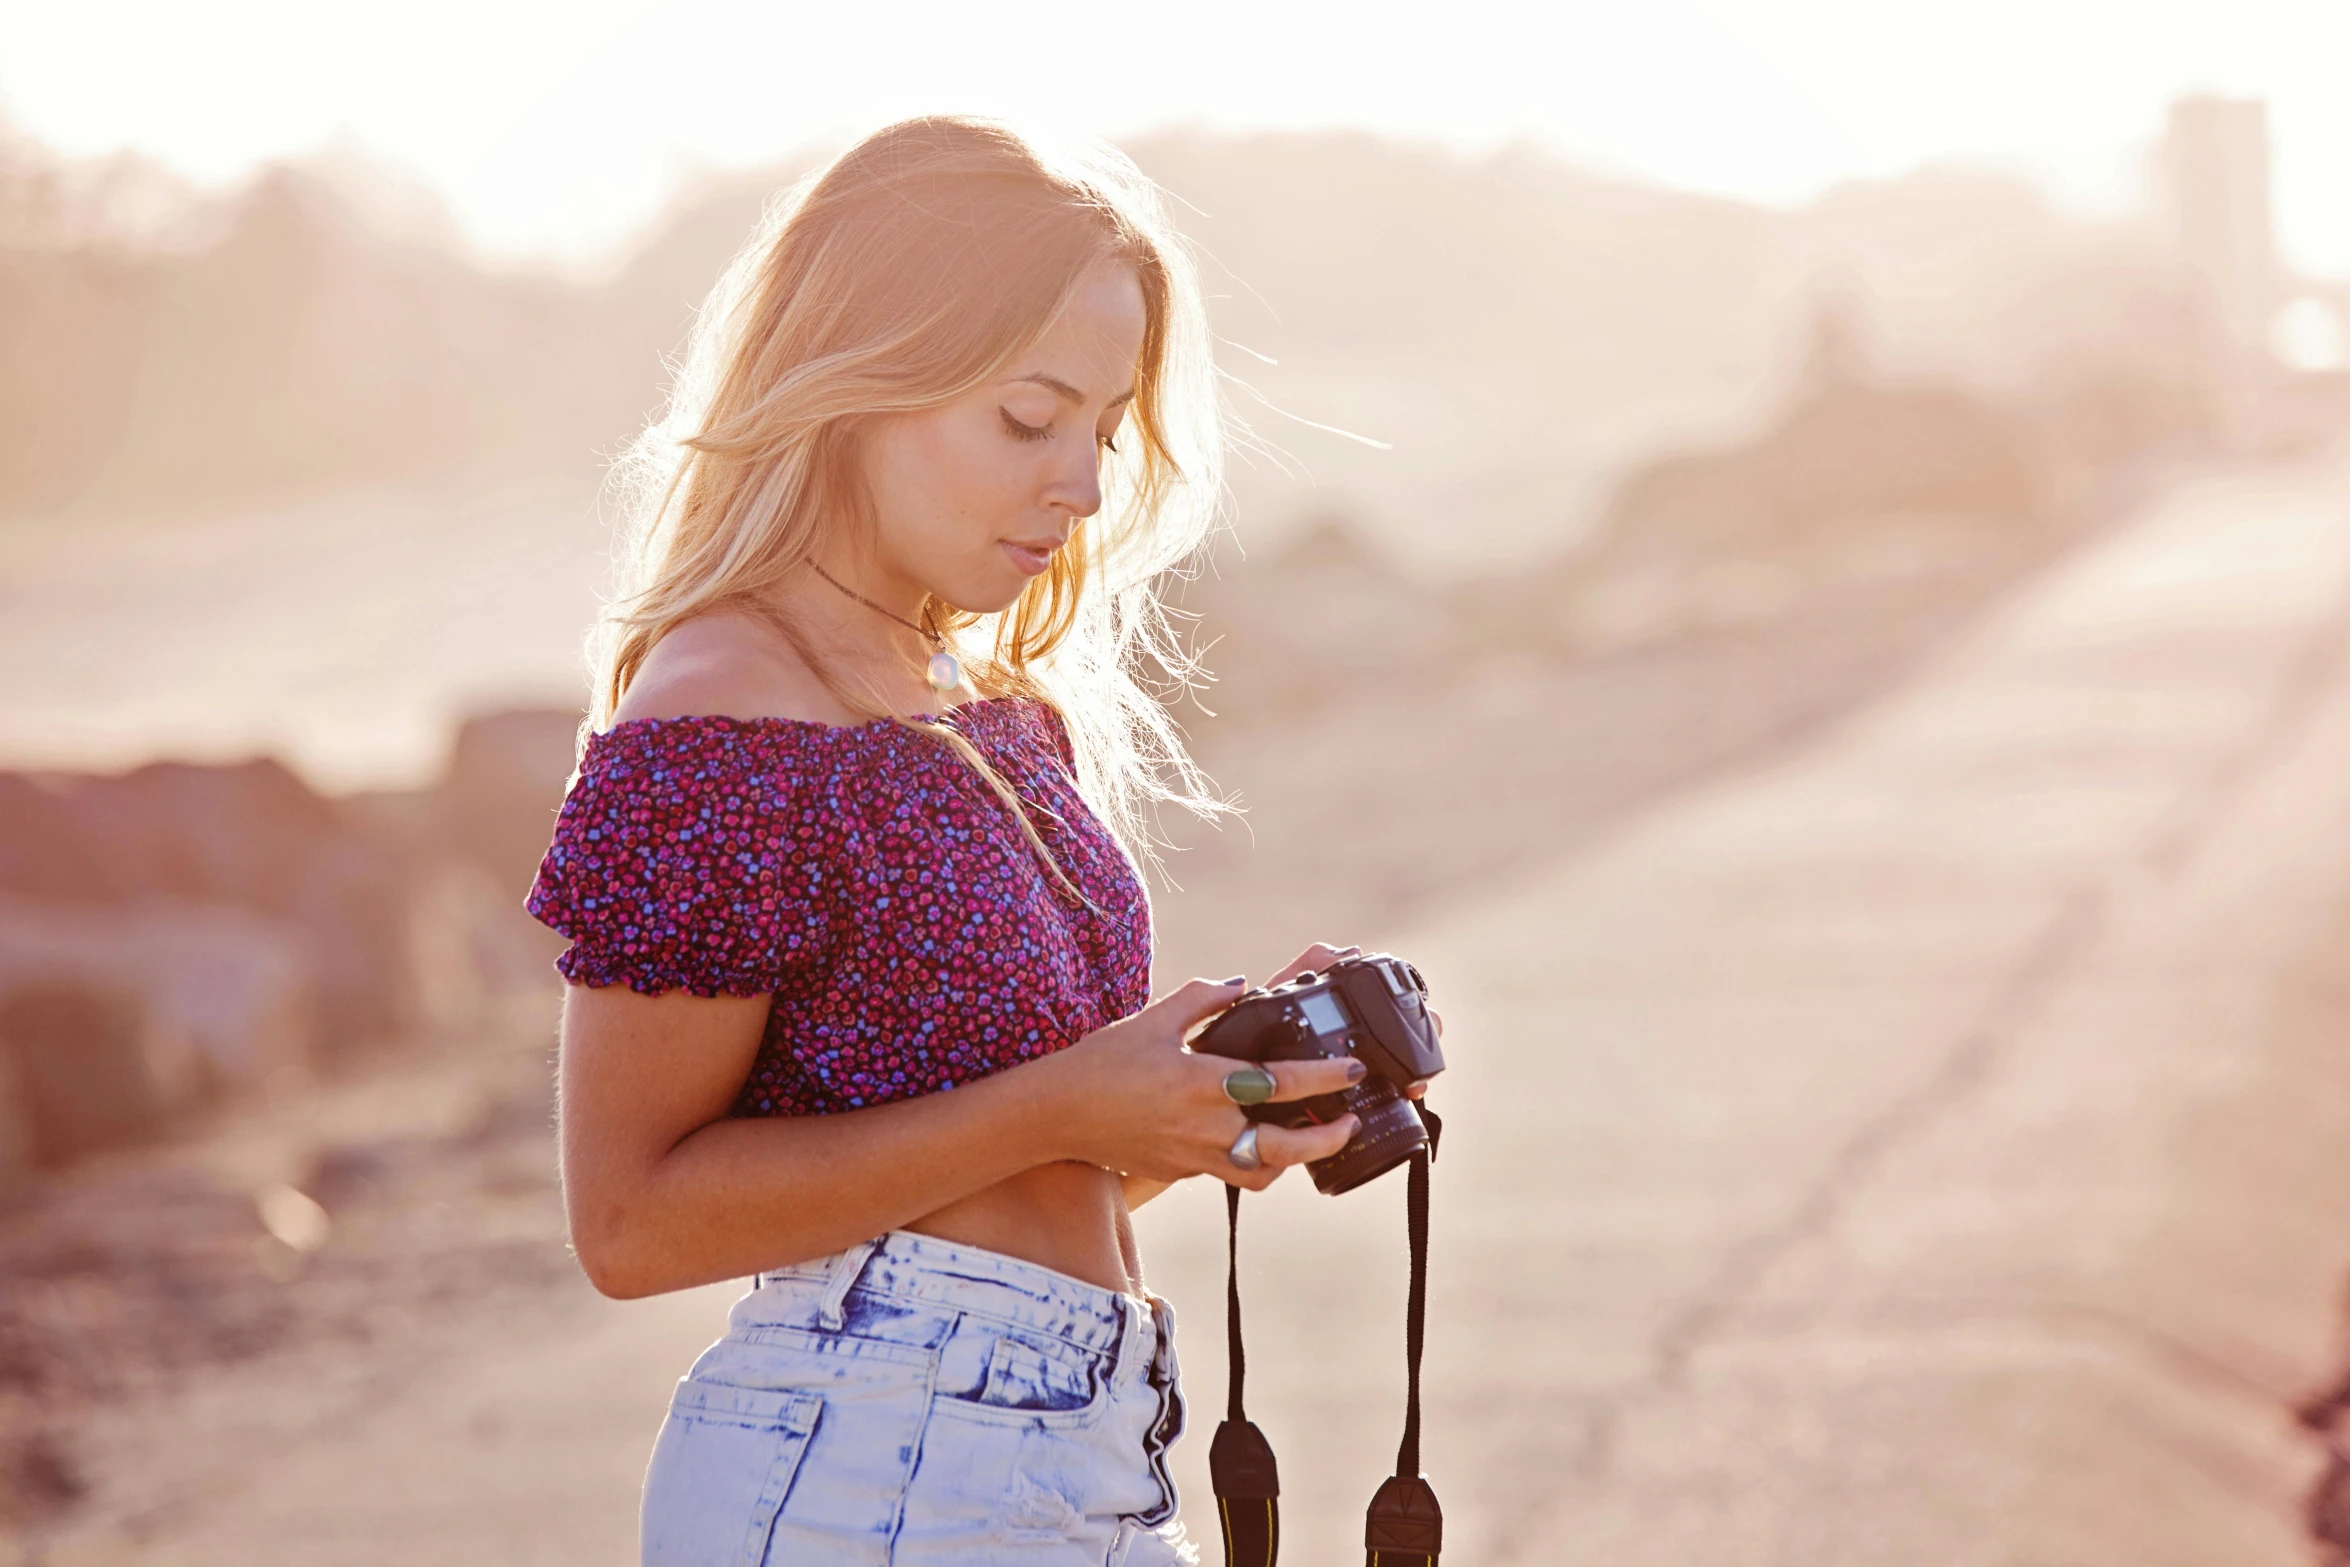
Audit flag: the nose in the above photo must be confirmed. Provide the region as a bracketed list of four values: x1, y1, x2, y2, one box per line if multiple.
[1041, 439, 1105, 521]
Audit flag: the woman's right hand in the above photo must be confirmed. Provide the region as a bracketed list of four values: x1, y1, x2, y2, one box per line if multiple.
[1040, 978, 1362, 1192]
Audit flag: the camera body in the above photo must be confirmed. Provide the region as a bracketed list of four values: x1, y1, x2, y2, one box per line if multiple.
[1192, 953, 1445, 1195]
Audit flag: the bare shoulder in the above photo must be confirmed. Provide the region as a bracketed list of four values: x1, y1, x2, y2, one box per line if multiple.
[612, 611, 854, 726]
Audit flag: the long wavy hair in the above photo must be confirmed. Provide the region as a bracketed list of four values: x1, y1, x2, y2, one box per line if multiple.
[591, 116, 1227, 867]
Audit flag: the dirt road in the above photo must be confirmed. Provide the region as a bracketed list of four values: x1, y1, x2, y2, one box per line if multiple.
[25, 458, 2350, 1565]
[1246, 456, 2350, 1565]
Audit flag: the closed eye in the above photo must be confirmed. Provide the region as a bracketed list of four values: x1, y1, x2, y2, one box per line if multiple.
[1000, 408, 1052, 443]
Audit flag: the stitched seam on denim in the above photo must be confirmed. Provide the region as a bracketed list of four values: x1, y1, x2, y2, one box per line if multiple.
[668, 1383, 822, 1428]
[929, 1389, 1117, 1429]
[857, 1256, 1125, 1307]
[751, 1421, 817, 1566]
[928, 1308, 1118, 1430]
[663, 1412, 819, 1436]
[729, 1406, 820, 1567]
[955, 1329, 1113, 1418]
[985, 1336, 1087, 1399]
[874, 1231, 1146, 1306]
[839, 1286, 1123, 1354]
[880, 1337, 943, 1563]
[870, 1231, 1143, 1310]
[858, 1271, 1118, 1315]
[972, 1336, 1103, 1422]
[733, 1324, 938, 1366]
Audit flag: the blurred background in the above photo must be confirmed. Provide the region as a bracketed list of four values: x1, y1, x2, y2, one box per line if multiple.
[5, 3, 2350, 1562]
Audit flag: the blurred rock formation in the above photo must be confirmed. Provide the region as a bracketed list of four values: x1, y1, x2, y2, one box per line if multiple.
[438, 709, 586, 903]
[1174, 354, 2166, 725]
[0, 759, 414, 1043]
[1546, 378, 2057, 653]
[0, 710, 580, 1185]
[0, 984, 161, 1168]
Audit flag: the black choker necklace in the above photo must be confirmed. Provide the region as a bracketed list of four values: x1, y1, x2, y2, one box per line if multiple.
[807, 561, 964, 695]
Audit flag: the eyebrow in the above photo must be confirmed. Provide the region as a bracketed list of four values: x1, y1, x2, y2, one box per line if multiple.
[1008, 373, 1136, 409]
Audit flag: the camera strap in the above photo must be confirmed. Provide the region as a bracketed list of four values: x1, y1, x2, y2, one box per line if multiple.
[1210, 1180, 1282, 1567]
[1366, 1105, 1444, 1565]
[1209, 1105, 1444, 1567]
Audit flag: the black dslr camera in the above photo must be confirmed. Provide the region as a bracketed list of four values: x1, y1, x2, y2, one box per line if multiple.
[1193, 953, 1446, 1195]
[1196, 953, 1452, 1564]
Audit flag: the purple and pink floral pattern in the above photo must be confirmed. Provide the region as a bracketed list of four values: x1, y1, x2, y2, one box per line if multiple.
[526, 698, 1152, 1119]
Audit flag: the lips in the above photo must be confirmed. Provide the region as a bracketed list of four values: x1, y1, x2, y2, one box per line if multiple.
[1000, 538, 1062, 577]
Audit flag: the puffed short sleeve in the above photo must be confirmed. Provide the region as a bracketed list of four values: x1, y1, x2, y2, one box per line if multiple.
[524, 720, 840, 997]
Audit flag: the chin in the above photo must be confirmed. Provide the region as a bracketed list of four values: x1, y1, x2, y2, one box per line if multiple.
[939, 572, 1034, 619]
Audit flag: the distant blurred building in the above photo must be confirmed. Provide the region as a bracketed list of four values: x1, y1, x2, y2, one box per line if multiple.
[2163, 95, 2279, 446]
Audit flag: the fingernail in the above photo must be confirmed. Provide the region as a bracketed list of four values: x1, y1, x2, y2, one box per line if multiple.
[1221, 975, 1246, 987]
[1344, 1059, 1368, 1083]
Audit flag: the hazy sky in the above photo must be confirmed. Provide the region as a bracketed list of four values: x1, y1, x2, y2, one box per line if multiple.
[5, 0, 2347, 275]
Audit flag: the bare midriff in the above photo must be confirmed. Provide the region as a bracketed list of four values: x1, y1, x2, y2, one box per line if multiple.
[904, 1161, 1142, 1296]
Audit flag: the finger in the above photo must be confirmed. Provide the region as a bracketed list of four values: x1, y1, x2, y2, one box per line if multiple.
[1149, 976, 1250, 1036]
[1267, 941, 1361, 989]
[1403, 1081, 1427, 1100]
[1252, 1054, 1368, 1103]
[1432, 1008, 1445, 1038]
[1251, 1116, 1359, 1169]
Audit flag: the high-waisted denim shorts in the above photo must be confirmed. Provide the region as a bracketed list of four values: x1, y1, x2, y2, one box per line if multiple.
[639, 1229, 1196, 1566]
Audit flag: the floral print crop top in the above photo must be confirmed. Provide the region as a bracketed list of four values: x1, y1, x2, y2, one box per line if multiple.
[525, 698, 1152, 1118]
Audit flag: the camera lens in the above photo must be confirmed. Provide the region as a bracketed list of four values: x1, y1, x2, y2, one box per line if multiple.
[1305, 1080, 1430, 1196]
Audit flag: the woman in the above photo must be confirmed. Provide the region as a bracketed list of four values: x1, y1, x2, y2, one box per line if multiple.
[527, 117, 1417, 1565]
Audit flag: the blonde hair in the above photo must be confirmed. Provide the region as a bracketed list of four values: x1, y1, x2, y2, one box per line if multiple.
[592, 116, 1227, 869]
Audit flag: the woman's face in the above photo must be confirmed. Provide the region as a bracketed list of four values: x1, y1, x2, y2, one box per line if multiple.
[855, 259, 1147, 615]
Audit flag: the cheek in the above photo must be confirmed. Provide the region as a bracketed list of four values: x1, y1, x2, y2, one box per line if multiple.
[896, 419, 1031, 532]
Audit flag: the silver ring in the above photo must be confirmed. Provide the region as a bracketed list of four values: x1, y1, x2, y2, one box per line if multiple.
[1226, 1124, 1264, 1172]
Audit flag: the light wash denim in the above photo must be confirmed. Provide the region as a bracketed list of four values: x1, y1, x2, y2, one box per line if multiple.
[640, 1229, 1197, 1566]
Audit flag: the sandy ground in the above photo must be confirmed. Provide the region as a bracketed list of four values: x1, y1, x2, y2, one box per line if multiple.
[13, 457, 2350, 1562]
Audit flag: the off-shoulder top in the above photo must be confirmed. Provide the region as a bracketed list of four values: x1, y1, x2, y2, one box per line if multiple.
[524, 697, 1152, 1118]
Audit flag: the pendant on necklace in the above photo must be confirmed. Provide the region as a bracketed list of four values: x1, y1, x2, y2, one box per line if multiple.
[926, 649, 963, 693]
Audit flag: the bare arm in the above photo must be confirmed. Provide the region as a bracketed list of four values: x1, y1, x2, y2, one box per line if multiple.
[560, 639, 1373, 1296]
[563, 984, 1069, 1297]
[560, 976, 1362, 1299]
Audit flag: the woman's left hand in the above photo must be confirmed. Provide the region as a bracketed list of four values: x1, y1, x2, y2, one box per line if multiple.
[1264, 940, 1443, 1100]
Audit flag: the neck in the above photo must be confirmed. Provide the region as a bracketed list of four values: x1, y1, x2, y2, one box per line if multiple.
[756, 550, 949, 711]
[810, 560, 934, 645]
[809, 540, 928, 627]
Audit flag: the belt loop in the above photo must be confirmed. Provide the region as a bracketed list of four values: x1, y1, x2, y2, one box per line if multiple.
[1148, 1294, 1177, 1383]
[1119, 1293, 1151, 1383]
[816, 1237, 880, 1332]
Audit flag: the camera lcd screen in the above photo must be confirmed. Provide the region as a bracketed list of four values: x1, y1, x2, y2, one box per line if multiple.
[1298, 991, 1349, 1037]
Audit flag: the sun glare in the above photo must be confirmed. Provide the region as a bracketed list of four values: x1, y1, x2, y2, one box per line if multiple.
[1, 0, 2346, 273]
